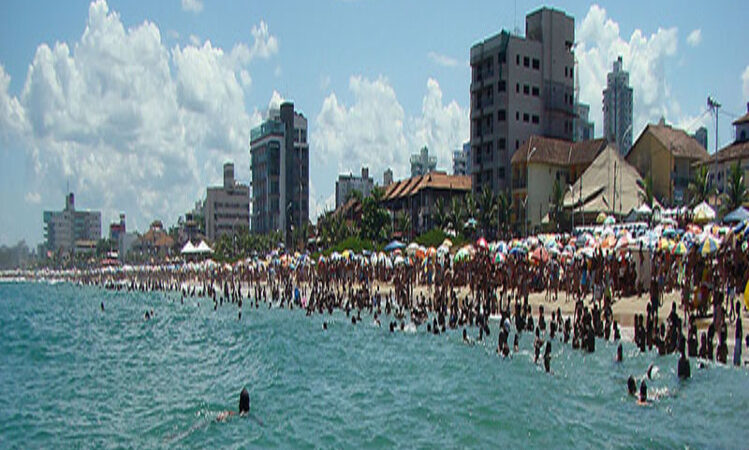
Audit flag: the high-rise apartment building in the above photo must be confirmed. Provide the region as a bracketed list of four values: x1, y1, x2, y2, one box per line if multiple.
[470, 7, 576, 195]
[453, 142, 472, 175]
[43, 192, 101, 253]
[410, 146, 437, 177]
[336, 167, 374, 208]
[692, 126, 708, 150]
[205, 162, 250, 241]
[574, 103, 595, 142]
[383, 168, 393, 186]
[250, 102, 309, 237]
[603, 56, 633, 155]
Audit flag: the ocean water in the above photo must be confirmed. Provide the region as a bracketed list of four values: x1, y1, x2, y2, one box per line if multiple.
[1, 282, 748, 448]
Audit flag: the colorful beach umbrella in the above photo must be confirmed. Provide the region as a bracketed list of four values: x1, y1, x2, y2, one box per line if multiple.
[672, 241, 689, 256]
[699, 236, 720, 256]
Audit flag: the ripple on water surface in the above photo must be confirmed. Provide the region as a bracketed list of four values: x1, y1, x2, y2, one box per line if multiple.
[1, 282, 748, 448]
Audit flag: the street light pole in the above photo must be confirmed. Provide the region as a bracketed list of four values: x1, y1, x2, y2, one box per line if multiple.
[525, 146, 537, 236]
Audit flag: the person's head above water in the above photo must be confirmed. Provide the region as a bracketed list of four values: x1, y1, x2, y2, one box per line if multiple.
[239, 388, 250, 414]
[639, 380, 647, 403]
[627, 376, 636, 396]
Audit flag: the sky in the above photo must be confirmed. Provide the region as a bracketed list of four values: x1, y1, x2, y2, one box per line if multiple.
[1, 0, 747, 247]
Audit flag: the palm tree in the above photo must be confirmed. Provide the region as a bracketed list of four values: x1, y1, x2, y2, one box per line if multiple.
[433, 197, 447, 230]
[688, 165, 715, 206]
[495, 190, 512, 239]
[477, 186, 497, 238]
[448, 196, 464, 234]
[638, 172, 655, 208]
[549, 178, 565, 230]
[721, 160, 748, 213]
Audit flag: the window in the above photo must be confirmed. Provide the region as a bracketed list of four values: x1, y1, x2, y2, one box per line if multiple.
[515, 140, 519, 150]
[516, 54, 520, 65]
[498, 167, 505, 179]
[497, 109, 506, 121]
[523, 56, 530, 67]
[499, 138, 506, 150]
[532, 86, 539, 97]
[532, 115, 539, 124]
[523, 113, 529, 123]
[498, 80, 506, 92]
[565, 66, 568, 77]
[499, 52, 506, 63]
[516, 83, 520, 93]
[532, 58, 540, 69]
[523, 85, 530, 95]
[570, 67, 574, 78]
[515, 111, 519, 121]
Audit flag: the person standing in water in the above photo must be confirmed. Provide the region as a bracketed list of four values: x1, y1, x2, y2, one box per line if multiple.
[217, 388, 250, 422]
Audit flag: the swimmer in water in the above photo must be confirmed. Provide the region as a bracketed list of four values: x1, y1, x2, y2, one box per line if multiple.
[322, 322, 328, 330]
[217, 388, 250, 422]
[637, 381, 649, 405]
[647, 363, 657, 380]
[615, 343, 622, 363]
[678, 350, 690, 380]
[627, 376, 637, 396]
[101, 302, 104, 311]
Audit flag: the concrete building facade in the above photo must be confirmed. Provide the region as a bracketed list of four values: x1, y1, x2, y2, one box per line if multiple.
[453, 141, 472, 175]
[470, 7, 576, 196]
[410, 146, 437, 177]
[383, 168, 393, 186]
[43, 192, 101, 254]
[205, 162, 250, 241]
[603, 56, 634, 155]
[335, 167, 374, 209]
[250, 102, 309, 237]
[694, 103, 749, 196]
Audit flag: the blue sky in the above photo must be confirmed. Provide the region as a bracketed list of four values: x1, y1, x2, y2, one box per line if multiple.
[1, 0, 747, 247]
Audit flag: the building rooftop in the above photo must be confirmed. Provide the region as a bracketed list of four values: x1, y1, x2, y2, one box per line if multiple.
[631, 123, 710, 161]
[511, 136, 608, 166]
[694, 140, 749, 167]
[382, 172, 471, 202]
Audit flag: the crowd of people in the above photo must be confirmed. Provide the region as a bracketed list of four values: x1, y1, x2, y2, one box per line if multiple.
[5, 222, 749, 405]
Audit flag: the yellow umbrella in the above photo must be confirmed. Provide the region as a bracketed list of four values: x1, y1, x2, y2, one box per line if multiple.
[596, 212, 607, 224]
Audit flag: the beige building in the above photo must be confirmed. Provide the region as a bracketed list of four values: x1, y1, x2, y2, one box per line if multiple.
[626, 120, 709, 206]
[694, 103, 749, 197]
[470, 7, 576, 196]
[511, 136, 607, 231]
[205, 162, 250, 241]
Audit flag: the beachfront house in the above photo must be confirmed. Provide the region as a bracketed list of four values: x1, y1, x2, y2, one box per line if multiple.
[626, 119, 709, 206]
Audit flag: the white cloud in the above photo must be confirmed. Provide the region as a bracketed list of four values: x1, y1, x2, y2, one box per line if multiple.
[0, 0, 278, 234]
[319, 74, 331, 92]
[249, 21, 278, 60]
[188, 34, 201, 46]
[312, 75, 468, 185]
[742, 65, 749, 100]
[686, 28, 702, 47]
[427, 51, 459, 68]
[576, 4, 680, 139]
[24, 192, 41, 204]
[181, 0, 203, 13]
[267, 90, 285, 112]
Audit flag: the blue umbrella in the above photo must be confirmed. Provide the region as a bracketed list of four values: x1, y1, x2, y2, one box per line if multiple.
[384, 240, 406, 252]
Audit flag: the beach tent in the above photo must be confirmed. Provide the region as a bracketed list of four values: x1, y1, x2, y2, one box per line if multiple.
[723, 206, 749, 224]
[693, 202, 716, 223]
[195, 240, 214, 254]
[180, 241, 196, 254]
[564, 145, 659, 220]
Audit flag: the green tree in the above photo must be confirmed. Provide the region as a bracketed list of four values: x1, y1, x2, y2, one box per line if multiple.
[721, 160, 748, 213]
[359, 187, 390, 243]
[396, 210, 412, 239]
[477, 186, 497, 238]
[688, 165, 715, 206]
[448, 196, 464, 234]
[433, 197, 447, 230]
[638, 172, 655, 208]
[550, 178, 565, 230]
[495, 190, 512, 238]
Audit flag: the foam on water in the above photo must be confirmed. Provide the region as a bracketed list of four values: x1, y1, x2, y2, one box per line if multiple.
[1, 282, 748, 447]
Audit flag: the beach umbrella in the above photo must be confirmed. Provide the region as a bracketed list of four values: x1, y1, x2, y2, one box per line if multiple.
[693, 201, 716, 223]
[384, 240, 406, 252]
[672, 241, 689, 256]
[529, 246, 550, 265]
[454, 247, 471, 262]
[476, 237, 489, 250]
[394, 255, 406, 266]
[615, 235, 630, 250]
[437, 245, 450, 255]
[699, 236, 720, 256]
[415, 246, 426, 259]
[406, 242, 420, 256]
[441, 238, 453, 248]
[603, 216, 616, 226]
[600, 234, 616, 249]
[494, 252, 506, 264]
[426, 246, 437, 258]
[657, 238, 674, 253]
[596, 212, 608, 224]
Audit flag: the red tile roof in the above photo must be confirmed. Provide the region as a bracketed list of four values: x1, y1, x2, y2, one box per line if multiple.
[382, 172, 471, 201]
[511, 136, 607, 166]
[635, 123, 710, 161]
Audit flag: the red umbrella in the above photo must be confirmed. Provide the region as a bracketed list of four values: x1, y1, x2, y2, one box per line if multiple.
[530, 246, 549, 265]
[476, 237, 489, 250]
